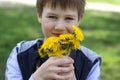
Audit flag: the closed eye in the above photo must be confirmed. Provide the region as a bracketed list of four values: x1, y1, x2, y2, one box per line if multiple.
[65, 17, 74, 20]
[48, 16, 57, 19]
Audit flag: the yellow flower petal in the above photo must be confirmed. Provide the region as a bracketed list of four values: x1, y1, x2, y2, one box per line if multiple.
[72, 25, 84, 41]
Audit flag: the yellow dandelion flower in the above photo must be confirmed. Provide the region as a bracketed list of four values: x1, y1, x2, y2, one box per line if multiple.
[38, 36, 60, 58]
[72, 25, 84, 41]
[72, 39, 80, 50]
[58, 34, 73, 50]
[38, 25, 84, 58]
[59, 33, 74, 45]
[59, 33, 74, 40]
[48, 49, 67, 57]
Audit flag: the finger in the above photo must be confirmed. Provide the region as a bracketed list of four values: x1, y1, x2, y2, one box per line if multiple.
[58, 70, 75, 80]
[53, 65, 74, 73]
[52, 56, 74, 66]
[53, 71, 74, 80]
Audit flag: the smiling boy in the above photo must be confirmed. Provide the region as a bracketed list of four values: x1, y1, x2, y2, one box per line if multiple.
[5, 0, 102, 80]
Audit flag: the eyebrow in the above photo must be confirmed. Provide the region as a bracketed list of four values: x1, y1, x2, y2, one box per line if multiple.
[65, 15, 76, 18]
[47, 12, 76, 18]
[46, 12, 57, 15]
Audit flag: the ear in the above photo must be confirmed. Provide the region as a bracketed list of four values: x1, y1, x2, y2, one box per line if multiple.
[37, 12, 42, 23]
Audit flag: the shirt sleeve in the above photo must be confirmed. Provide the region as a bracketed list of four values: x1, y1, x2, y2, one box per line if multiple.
[5, 47, 23, 80]
[86, 61, 101, 80]
[29, 74, 35, 80]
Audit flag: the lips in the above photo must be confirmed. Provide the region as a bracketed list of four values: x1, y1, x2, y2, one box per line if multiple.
[53, 33, 62, 37]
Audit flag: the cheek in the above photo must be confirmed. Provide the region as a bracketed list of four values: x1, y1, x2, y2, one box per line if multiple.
[42, 23, 51, 31]
[66, 23, 78, 33]
[66, 25, 73, 33]
[41, 20, 54, 34]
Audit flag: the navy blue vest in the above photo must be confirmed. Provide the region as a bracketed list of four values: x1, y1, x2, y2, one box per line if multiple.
[17, 40, 99, 80]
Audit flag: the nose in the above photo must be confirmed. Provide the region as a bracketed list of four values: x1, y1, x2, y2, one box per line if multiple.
[54, 19, 66, 31]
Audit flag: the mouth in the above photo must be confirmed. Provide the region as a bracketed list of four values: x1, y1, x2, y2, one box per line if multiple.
[53, 33, 61, 37]
[52, 33, 63, 37]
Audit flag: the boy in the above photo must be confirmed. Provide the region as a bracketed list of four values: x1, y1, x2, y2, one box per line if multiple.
[5, 0, 102, 80]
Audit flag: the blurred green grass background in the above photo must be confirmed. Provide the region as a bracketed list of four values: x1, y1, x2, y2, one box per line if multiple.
[0, 0, 120, 80]
[87, 0, 120, 5]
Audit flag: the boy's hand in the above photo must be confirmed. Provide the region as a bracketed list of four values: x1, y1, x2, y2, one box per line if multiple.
[33, 56, 76, 80]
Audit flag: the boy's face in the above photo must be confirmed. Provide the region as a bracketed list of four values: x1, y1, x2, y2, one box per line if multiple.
[38, 5, 82, 40]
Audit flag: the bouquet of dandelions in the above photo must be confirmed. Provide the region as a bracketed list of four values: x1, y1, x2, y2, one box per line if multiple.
[38, 25, 84, 58]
